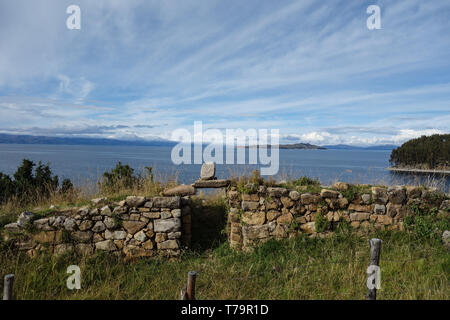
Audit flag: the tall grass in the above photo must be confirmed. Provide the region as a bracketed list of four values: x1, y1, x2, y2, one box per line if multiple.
[0, 230, 448, 300]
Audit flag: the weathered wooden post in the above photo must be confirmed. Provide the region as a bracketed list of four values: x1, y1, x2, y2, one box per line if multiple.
[366, 238, 382, 300]
[180, 271, 197, 300]
[186, 271, 197, 300]
[3, 274, 14, 300]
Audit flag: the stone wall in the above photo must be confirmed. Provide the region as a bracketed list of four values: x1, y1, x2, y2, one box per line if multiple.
[2, 196, 192, 259]
[226, 183, 450, 250]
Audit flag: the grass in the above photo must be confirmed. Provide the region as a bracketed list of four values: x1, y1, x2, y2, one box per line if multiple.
[0, 229, 448, 300]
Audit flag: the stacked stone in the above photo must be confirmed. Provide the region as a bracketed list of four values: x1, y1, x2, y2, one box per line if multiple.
[2, 195, 191, 259]
[226, 183, 448, 250]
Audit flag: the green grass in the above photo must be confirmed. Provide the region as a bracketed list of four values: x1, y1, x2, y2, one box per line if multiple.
[0, 230, 448, 300]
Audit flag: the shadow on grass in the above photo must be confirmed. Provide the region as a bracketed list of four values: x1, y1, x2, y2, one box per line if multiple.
[189, 195, 228, 252]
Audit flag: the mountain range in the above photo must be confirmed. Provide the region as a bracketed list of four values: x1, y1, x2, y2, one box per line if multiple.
[0, 133, 398, 150]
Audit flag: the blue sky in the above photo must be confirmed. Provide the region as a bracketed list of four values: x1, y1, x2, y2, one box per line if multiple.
[0, 0, 449, 146]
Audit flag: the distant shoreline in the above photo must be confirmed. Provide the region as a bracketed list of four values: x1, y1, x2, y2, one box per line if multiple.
[387, 167, 450, 175]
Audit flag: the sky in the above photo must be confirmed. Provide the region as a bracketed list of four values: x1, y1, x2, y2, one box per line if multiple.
[0, 0, 449, 146]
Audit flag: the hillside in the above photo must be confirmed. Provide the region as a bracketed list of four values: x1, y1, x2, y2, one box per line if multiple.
[389, 134, 450, 170]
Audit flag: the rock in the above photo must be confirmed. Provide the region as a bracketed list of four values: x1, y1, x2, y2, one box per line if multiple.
[200, 162, 216, 180]
[388, 186, 406, 205]
[374, 204, 386, 214]
[33, 218, 51, 230]
[267, 210, 281, 221]
[71, 231, 93, 242]
[406, 186, 422, 199]
[442, 231, 450, 250]
[289, 190, 300, 201]
[126, 196, 146, 208]
[372, 187, 388, 204]
[280, 197, 294, 208]
[171, 209, 182, 218]
[377, 215, 393, 225]
[122, 221, 146, 234]
[79, 220, 94, 231]
[241, 201, 259, 211]
[92, 221, 106, 233]
[100, 206, 112, 216]
[320, 189, 339, 199]
[52, 216, 65, 228]
[277, 213, 294, 225]
[242, 194, 259, 201]
[154, 218, 181, 233]
[192, 179, 230, 188]
[168, 232, 181, 239]
[157, 240, 180, 250]
[4, 222, 21, 232]
[160, 211, 172, 219]
[242, 211, 266, 225]
[155, 233, 167, 243]
[134, 230, 147, 242]
[113, 230, 127, 240]
[113, 206, 128, 215]
[95, 240, 117, 251]
[337, 197, 349, 208]
[243, 225, 269, 240]
[332, 182, 350, 191]
[32, 231, 56, 244]
[349, 212, 370, 221]
[361, 194, 371, 204]
[63, 218, 77, 231]
[348, 204, 373, 212]
[91, 197, 107, 205]
[17, 212, 34, 227]
[267, 187, 289, 197]
[301, 193, 321, 205]
[300, 222, 316, 234]
[163, 185, 196, 196]
[103, 217, 116, 229]
[152, 197, 181, 209]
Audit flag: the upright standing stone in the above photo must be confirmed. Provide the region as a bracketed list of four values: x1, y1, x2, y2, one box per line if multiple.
[200, 162, 216, 180]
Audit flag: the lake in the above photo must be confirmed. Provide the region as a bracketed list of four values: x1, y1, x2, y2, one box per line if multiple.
[0, 144, 448, 192]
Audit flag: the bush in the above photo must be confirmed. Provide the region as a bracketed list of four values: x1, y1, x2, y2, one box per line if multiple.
[0, 159, 73, 205]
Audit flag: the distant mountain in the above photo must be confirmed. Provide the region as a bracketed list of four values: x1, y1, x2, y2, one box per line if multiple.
[0, 133, 177, 147]
[278, 143, 326, 150]
[323, 144, 398, 150]
[246, 143, 325, 149]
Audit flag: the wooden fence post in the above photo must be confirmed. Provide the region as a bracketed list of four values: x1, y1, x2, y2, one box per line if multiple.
[3, 274, 14, 300]
[187, 271, 196, 300]
[366, 238, 382, 300]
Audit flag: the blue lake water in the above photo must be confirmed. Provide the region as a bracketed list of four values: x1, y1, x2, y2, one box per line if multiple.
[0, 144, 448, 192]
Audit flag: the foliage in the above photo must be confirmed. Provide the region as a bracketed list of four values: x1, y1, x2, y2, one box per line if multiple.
[390, 134, 450, 169]
[0, 159, 72, 205]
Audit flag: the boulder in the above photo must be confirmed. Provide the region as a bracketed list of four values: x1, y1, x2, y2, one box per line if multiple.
[442, 231, 450, 250]
[126, 196, 146, 208]
[17, 212, 34, 227]
[152, 197, 181, 209]
[200, 162, 216, 180]
[289, 190, 301, 201]
[320, 189, 339, 199]
[372, 187, 388, 204]
[95, 240, 117, 251]
[163, 185, 196, 196]
[242, 211, 266, 225]
[122, 221, 146, 234]
[153, 218, 181, 233]
[388, 186, 406, 205]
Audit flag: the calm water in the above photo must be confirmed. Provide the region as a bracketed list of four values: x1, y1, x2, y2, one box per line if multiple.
[0, 144, 448, 191]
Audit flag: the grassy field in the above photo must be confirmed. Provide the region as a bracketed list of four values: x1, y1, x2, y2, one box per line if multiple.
[0, 230, 448, 300]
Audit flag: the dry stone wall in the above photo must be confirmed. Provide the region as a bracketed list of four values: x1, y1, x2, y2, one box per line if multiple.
[226, 183, 450, 250]
[2, 196, 192, 259]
